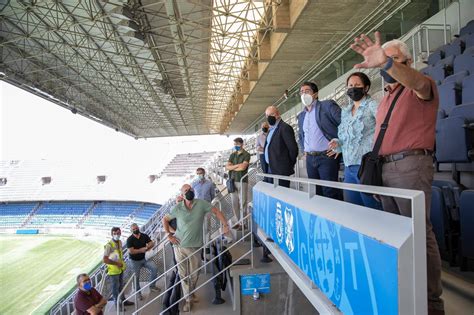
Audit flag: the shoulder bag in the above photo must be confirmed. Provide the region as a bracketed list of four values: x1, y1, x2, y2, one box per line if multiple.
[358, 86, 405, 186]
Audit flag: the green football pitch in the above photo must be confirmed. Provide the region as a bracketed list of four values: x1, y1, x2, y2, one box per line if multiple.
[0, 234, 103, 315]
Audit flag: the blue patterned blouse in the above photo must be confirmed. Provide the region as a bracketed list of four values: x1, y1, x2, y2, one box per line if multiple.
[334, 96, 379, 166]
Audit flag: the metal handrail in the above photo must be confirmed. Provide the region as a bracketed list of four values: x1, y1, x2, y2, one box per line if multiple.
[116, 274, 136, 315]
[132, 213, 253, 314]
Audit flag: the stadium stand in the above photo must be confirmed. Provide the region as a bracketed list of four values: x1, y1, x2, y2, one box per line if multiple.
[0, 202, 37, 227]
[159, 151, 217, 177]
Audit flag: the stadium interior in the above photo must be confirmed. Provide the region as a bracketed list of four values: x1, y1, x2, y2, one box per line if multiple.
[1, 0, 474, 314]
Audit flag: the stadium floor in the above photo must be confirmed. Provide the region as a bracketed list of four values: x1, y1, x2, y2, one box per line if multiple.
[0, 234, 103, 315]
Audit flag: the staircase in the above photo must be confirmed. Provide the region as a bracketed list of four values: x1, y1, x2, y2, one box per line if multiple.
[76, 202, 97, 228]
[20, 202, 42, 228]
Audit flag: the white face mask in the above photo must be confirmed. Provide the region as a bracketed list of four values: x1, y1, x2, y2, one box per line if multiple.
[113, 235, 120, 241]
[301, 93, 313, 106]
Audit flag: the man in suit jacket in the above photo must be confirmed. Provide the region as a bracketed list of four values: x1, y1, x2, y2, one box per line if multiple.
[264, 105, 299, 188]
[297, 82, 342, 200]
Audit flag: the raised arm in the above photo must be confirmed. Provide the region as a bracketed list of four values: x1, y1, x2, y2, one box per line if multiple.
[351, 31, 433, 100]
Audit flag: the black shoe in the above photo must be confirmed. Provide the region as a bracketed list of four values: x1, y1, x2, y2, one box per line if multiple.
[124, 300, 134, 306]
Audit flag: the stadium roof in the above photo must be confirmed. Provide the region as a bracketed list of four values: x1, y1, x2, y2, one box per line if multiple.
[1, 0, 432, 137]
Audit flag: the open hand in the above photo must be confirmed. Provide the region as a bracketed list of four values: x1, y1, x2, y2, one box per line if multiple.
[350, 32, 388, 69]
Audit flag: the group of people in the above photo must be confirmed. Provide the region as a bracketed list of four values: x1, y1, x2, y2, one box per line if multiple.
[73, 31, 443, 315]
[253, 32, 443, 315]
[74, 168, 227, 314]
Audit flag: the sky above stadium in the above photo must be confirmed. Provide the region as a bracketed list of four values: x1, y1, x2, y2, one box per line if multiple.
[0, 81, 237, 172]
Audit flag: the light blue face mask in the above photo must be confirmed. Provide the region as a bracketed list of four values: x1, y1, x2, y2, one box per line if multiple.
[198, 174, 204, 180]
[234, 145, 241, 151]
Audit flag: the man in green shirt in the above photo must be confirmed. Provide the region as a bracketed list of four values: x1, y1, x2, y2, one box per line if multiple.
[162, 184, 229, 312]
[225, 137, 251, 229]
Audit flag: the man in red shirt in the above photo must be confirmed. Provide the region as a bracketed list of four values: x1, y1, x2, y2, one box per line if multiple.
[350, 32, 444, 315]
[74, 273, 107, 315]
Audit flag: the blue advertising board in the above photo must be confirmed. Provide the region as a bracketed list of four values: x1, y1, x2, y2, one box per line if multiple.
[240, 273, 271, 295]
[253, 188, 399, 315]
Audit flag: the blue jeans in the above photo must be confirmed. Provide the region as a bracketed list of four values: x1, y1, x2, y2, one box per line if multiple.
[306, 154, 342, 200]
[110, 273, 124, 302]
[343, 165, 382, 209]
[130, 258, 158, 292]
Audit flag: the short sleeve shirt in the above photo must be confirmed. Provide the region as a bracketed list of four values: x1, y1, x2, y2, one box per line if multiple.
[228, 150, 251, 182]
[374, 79, 438, 156]
[74, 288, 104, 315]
[126, 233, 151, 261]
[166, 199, 212, 248]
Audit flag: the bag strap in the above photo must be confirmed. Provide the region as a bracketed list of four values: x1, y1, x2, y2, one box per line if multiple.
[371, 85, 405, 157]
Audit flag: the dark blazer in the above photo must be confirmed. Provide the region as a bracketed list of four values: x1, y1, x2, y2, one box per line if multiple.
[265, 119, 299, 176]
[297, 99, 341, 153]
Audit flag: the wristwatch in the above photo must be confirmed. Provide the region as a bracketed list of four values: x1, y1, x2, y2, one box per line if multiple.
[383, 56, 394, 70]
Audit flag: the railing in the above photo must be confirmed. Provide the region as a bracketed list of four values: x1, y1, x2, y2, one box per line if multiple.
[254, 172, 427, 315]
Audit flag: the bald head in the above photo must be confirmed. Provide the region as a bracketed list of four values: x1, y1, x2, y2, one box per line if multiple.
[181, 184, 191, 194]
[265, 105, 279, 117]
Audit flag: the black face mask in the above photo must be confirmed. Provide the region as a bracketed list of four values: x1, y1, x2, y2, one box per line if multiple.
[132, 229, 140, 235]
[185, 190, 195, 201]
[346, 87, 365, 101]
[267, 115, 276, 126]
[262, 127, 268, 133]
[380, 69, 397, 83]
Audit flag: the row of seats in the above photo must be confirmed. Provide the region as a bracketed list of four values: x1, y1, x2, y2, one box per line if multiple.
[421, 20, 474, 163]
[430, 180, 473, 270]
[0, 203, 37, 226]
[0, 201, 160, 228]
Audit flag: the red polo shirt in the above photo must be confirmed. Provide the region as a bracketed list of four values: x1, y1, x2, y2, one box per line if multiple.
[374, 77, 439, 156]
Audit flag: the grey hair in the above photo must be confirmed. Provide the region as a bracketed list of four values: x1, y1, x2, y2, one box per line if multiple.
[382, 39, 412, 60]
[76, 273, 88, 284]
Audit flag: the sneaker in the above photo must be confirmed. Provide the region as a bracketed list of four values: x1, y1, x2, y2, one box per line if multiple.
[150, 286, 161, 293]
[124, 300, 134, 306]
[182, 301, 192, 312]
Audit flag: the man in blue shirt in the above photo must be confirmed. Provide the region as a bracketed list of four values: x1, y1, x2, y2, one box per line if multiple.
[191, 168, 216, 203]
[297, 82, 342, 200]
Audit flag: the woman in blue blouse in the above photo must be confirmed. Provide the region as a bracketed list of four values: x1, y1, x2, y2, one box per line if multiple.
[327, 72, 381, 209]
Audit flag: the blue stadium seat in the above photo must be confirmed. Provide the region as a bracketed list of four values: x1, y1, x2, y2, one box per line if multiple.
[461, 33, 474, 48]
[427, 49, 444, 66]
[454, 46, 474, 74]
[435, 103, 474, 163]
[460, 20, 474, 37]
[444, 38, 465, 57]
[442, 70, 469, 86]
[459, 190, 474, 269]
[423, 55, 455, 83]
[438, 81, 461, 113]
[462, 74, 474, 104]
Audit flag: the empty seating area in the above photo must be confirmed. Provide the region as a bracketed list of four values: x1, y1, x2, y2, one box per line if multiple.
[0, 201, 160, 230]
[421, 20, 474, 163]
[83, 201, 141, 228]
[0, 202, 36, 227]
[160, 152, 217, 177]
[134, 203, 160, 225]
[30, 202, 90, 227]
